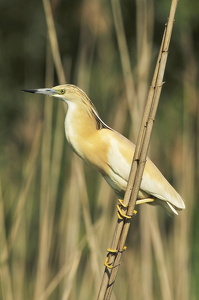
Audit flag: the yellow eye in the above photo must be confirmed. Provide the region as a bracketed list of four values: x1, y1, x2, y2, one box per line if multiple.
[60, 89, 65, 94]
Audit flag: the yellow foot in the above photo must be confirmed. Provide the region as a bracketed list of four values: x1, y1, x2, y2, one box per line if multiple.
[104, 246, 127, 268]
[119, 246, 127, 253]
[107, 248, 117, 253]
[104, 249, 117, 268]
[116, 204, 136, 219]
[104, 257, 114, 269]
[118, 198, 128, 207]
[106, 246, 127, 254]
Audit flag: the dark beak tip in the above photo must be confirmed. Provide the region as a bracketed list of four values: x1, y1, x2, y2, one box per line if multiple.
[21, 89, 37, 93]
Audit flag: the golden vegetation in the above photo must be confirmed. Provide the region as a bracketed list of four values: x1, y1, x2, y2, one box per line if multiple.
[0, 0, 198, 299]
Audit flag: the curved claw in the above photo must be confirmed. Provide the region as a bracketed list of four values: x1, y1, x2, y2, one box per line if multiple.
[107, 248, 118, 253]
[116, 204, 137, 219]
[118, 199, 128, 207]
[104, 257, 114, 269]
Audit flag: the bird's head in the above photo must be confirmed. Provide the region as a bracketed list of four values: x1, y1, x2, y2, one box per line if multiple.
[23, 84, 111, 130]
[22, 84, 91, 105]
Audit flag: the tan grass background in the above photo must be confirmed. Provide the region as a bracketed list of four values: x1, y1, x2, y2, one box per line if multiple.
[0, 0, 198, 299]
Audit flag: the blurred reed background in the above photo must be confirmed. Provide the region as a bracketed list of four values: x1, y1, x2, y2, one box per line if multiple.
[0, 0, 198, 299]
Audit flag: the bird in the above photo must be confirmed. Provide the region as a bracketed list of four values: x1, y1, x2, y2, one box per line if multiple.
[22, 84, 185, 215]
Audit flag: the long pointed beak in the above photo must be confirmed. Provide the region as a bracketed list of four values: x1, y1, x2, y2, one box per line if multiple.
[22, 88, 57, 96]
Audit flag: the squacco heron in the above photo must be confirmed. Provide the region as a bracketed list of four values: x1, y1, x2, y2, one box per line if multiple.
[23, 84, 185, 215]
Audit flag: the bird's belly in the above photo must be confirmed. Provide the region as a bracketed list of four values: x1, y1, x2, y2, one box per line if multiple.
[103, 172, 150, 200]
[103, 173, 126, 197]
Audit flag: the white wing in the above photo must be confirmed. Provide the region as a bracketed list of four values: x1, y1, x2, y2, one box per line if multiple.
[102, 129, 185, 214]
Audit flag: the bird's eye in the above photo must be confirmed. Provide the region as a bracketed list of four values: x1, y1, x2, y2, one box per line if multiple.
[60, 89, 65, 94]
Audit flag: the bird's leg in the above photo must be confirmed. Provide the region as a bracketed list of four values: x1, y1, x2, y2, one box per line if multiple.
[116, 197, 154, 219]
[119, 198, 154, 207]
[136, 198, 155, 205]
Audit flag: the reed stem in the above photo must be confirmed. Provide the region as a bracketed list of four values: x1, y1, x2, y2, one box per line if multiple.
[97, 0, 179, 299]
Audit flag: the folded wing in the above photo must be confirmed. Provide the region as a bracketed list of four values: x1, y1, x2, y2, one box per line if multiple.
[101, 129, 185, 215]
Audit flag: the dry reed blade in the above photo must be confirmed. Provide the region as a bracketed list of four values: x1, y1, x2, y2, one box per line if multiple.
[139, 206, 153, 300]
[42, 0, 66, 84]
[59, 158, 81, 260]
[111, 0, 137, 117]
[33, 46, 55, 300]
[33, 2, 67, 298]
[0, 183, 14, 300]
[172, 27, 198, 300]
[59, 164, 82, 299]
[1, 123, 41, 263]
[42, 0, 67, 197]
[75, 0, 99, 92]
[135, 0, 154, 118]
[38, 241, 84, 300]
[97, 0, 179, 298]
[73, 157, 103, 291]
[149, 209, 172, 300]
[135, 3, 154, 297]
